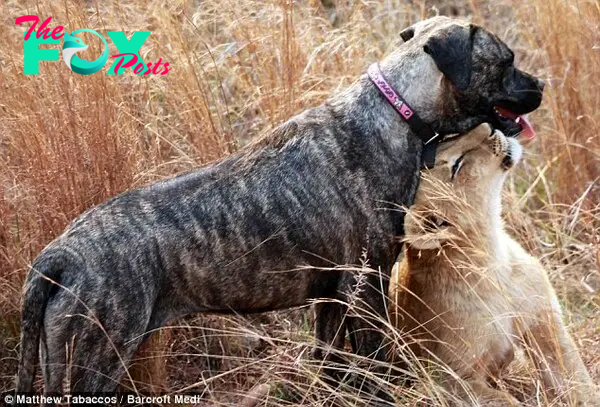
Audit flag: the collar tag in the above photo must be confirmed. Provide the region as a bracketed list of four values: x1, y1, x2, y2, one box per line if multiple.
[424, 132, 440, 145]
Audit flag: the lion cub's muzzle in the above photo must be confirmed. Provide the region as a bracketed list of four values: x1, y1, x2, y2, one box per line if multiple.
[489, 130, 522, 170]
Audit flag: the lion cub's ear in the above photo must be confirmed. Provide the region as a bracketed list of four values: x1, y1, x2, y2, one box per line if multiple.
[404, 207, 454, 250]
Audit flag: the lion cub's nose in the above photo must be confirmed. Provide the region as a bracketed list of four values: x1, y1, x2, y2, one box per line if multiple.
[501, 154, 515, 170]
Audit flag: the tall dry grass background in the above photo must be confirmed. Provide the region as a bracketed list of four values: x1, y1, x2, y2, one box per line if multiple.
[0, 0, 598, 405]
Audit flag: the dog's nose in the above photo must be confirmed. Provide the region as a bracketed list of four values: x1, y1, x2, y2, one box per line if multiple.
[536, 78, 545, 92]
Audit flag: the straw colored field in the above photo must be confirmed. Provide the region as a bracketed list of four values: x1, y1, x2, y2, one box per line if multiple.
[0, 0, 598, 405]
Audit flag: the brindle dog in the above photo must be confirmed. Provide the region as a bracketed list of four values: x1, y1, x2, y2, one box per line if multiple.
[17, 16, 542, 404]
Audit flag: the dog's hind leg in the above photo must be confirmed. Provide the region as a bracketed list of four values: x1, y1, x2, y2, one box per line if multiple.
[39, 330, 67, 394]
[70, 343, 141, 393]
[42, 289, 152, 393]
[43, 318, 146, 393]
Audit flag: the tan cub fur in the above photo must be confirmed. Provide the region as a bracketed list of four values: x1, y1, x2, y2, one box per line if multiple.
[390, 124, 598, 406]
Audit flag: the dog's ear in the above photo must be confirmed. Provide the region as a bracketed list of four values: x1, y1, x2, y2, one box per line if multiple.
[399, 27, 415, 42]
[424, 24, 475, 90]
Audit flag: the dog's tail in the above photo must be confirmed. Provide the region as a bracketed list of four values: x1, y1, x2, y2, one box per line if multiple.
[16, 248, 73, 392]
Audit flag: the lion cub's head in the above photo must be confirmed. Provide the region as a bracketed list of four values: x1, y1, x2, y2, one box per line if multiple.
[404, 124, 522, 250]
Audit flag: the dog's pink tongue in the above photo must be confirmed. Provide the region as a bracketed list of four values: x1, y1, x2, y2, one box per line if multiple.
[495, 107, 536, 141]
[516, 115, 535, 141]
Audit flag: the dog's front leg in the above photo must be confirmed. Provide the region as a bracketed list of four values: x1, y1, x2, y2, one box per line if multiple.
[344, 265, 391, 361]
[312, 301, 348, 384]
[343, 266, 395, 406]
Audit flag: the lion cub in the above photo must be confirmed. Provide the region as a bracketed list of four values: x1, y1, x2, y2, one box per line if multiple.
[390, 125, 598, 406]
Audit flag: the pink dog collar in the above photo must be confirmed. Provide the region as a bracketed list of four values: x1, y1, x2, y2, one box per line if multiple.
[367, 63, 439, 168]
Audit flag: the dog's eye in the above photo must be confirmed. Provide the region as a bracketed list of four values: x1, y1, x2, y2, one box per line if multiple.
[502, 56, 515, 70]
[451, 155, 465, 180]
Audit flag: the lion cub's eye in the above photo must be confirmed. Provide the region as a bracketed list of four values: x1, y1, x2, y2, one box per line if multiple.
[451, 154, 465, 180]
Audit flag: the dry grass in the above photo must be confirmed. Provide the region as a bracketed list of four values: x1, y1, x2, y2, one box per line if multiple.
[0, 0, 598, 405]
